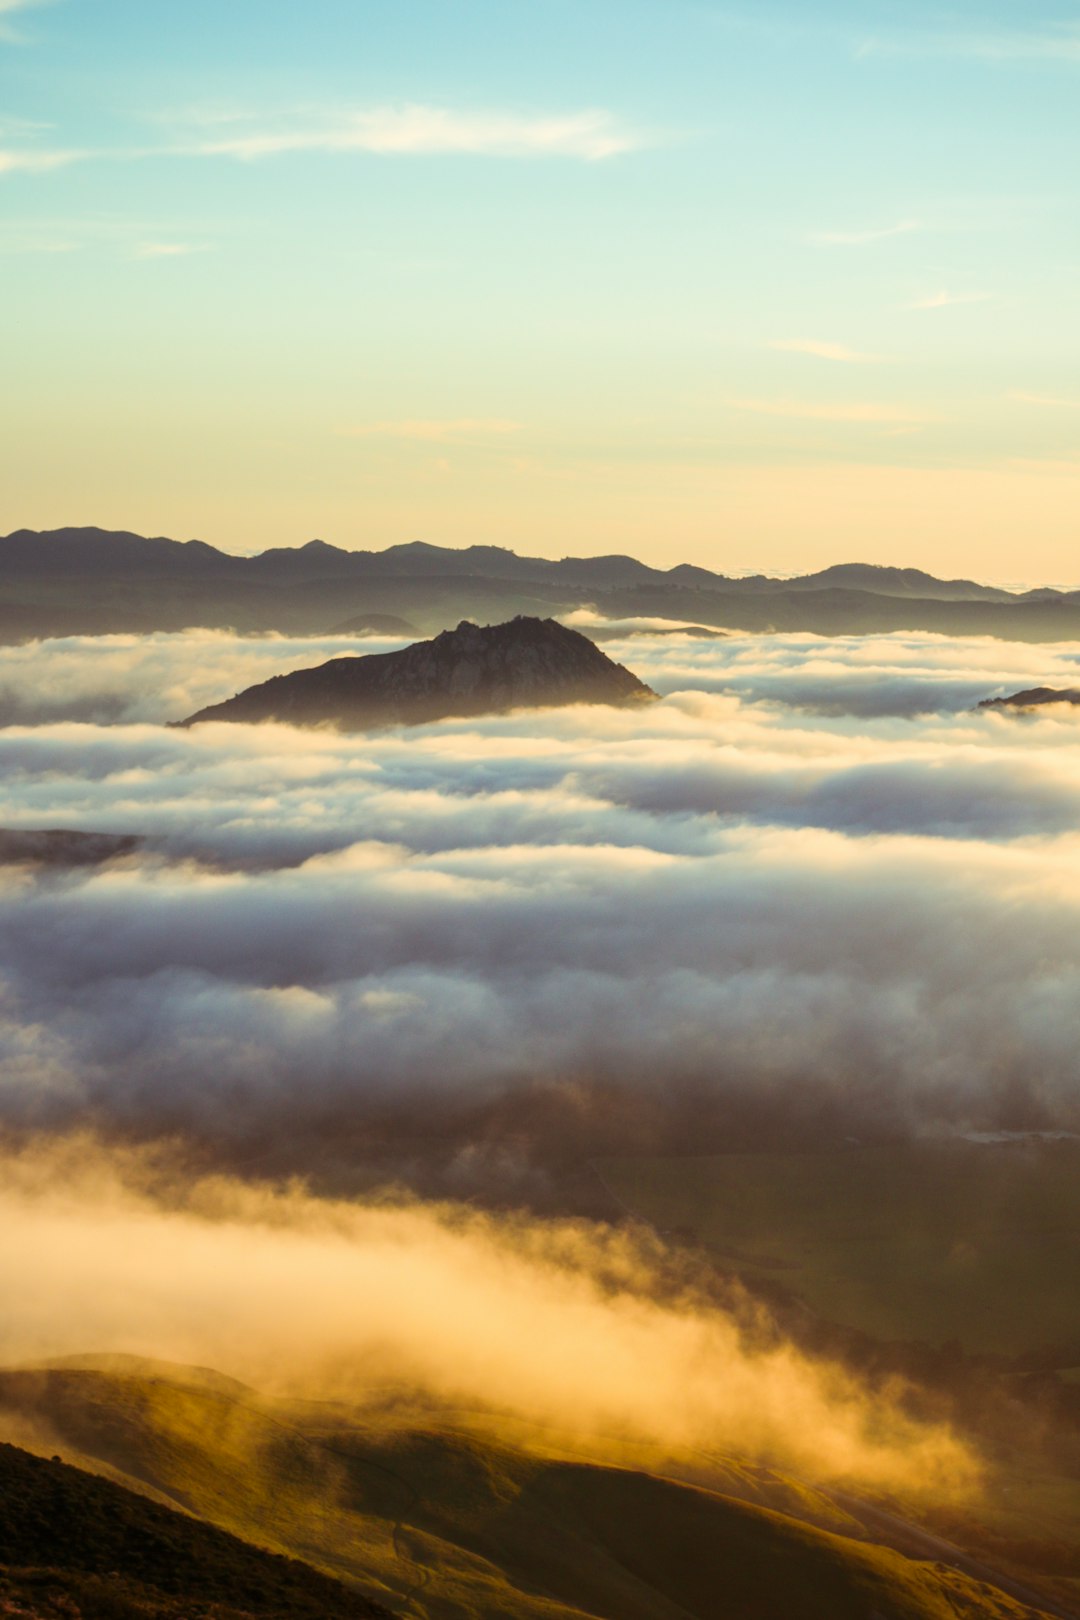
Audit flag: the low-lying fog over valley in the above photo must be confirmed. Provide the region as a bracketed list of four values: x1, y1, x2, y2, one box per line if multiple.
[5, 615, 1080, 1619]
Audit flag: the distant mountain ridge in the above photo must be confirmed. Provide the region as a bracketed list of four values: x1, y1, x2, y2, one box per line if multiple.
[0, 526, 1054, 598]
[3, 527, 1080, 643]
[180, 616, 655, 729]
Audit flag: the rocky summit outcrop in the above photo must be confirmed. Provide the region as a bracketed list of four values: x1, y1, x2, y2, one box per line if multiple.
[179, 616, 656, 729]
[979, 686, 1080, 711]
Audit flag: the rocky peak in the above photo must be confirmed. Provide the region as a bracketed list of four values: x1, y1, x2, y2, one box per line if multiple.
[180, 616, 656, 729]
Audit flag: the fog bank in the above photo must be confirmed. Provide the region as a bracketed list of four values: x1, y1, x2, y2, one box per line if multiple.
[0, 1136, 978, 1501]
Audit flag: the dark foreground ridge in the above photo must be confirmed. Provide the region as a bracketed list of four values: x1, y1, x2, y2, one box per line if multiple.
[0, 1441, 392, 1620]
[180, 616, 656, 729]
[979, 686, 1080, 711]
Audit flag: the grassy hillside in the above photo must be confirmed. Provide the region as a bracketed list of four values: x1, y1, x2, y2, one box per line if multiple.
[598, 1140, 1080, 1358]
[0, 1440, 391, 1620]
[0, 1364, 1061, 1620]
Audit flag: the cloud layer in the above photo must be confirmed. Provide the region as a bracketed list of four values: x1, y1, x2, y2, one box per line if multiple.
[2, 629, 1080, 1191]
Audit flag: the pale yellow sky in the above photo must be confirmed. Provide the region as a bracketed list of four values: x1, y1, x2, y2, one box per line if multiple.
[9, 430, 1079, 586]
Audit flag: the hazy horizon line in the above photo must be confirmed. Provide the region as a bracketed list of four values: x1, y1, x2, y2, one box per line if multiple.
[5, 520, 1080, 596]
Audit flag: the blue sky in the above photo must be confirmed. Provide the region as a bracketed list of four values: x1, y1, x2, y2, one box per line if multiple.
[2, 0, 1079, 576]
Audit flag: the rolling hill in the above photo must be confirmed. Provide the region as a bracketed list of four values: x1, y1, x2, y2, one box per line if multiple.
[0, 1361, 1066, 1620]
[0, 1438, 392, 1620]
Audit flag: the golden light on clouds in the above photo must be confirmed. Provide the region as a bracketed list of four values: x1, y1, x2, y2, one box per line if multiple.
[0, 1137, 980, 1501]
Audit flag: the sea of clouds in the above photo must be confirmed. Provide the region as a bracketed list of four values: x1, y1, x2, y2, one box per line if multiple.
[1, 626, 1079, 1187]
[4, 623, 1078, 1494]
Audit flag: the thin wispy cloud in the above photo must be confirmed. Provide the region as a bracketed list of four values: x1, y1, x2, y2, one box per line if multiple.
[1, 215, 220, 257]
[342, 419, 523, 442]
[810, 220, 923, 246]
[197, 105, 643, 162]
[0, 105, 645, 184]
[0, 0, 47, 42]
[0, 114, 53, 134]
[0, 1, 47, 11]
[907, 290, 991, 311]
[769, 339, 884, 364]
[857, 26, 1080, 64]
[0, 147, 81, 174]
[729, 398, 934, 425]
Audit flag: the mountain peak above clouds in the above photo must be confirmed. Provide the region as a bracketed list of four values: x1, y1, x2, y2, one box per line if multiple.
[180, 615, 656, 729]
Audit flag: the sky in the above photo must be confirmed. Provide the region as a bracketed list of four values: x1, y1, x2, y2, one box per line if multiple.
[2, 0, 1079, 579]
